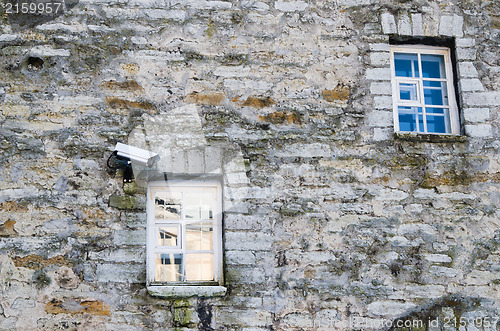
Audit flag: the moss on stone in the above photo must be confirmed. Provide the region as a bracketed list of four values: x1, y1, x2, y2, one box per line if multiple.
[173, 307, 192, 326]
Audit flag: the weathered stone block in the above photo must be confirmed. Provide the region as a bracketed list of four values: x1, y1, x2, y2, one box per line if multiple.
[458, 62, 479, 78]
[381, 13, 396, 34]
[463, 108, 489, 123]
[465, 124, 492, 138]
[397, 15, 411, 35]
[367, 301, 415, 317]
[108, 195, 146, 210]
[366, 68, 391, 81]
[113, 230, 146, 246]
[370, 82, 392, 95]
[412, 13, 423, 35]
[275, 1, 308, 12]
[367, 110, 393, 127]
[225, 232, 273, 251]
[95, 263, 145, 283]
[460, 78, 485, 92]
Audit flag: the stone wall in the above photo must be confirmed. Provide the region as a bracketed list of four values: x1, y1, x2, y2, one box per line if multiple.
[0, 0, 499, 329]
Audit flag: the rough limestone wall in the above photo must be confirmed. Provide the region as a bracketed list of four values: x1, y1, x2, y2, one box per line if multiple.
[0, 0, 499, 330]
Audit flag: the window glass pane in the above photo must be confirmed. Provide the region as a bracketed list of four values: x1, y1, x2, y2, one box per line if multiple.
[426, 109, 450, 133]
[423, 81, 448, 105]
[421, 54, 445, 78]
[426, 107, 445, 114]
[399, 83, 418, 101]
[157, 225, 180, 247]
[186, 223, 213, 251]
[186, 254, 214, 281]
[398, 106, 420, 132]
[394, 53, 419, 77]
[155, 253, 183, 282]
[418, 114, 424, 132]
[184, 191, 214, 220]
[155, 192, 182, 220]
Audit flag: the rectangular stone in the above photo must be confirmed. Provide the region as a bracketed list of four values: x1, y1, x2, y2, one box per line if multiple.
[424, 254, 452, 263]
[224, 172, 249, 185]
[367, 110, 393, 127]
[459, 78, 484, 92]
[458, 62, 479, 78]
[404, 284, 446, 298]
[366, 68, 391, 81]
[113, 229, 146, 246]
[373, 96, 392, 109]
[465, 124, 492, 138]
[381, 13, 396, 34]
[171, 150, 187, 173]
[96, 263, 145, 283]
[224, 214, 270, 230]
[108, 195, 146, 210]
[370, 52, 390, 66]
[439, 16, 453, 36]
[89, 248, 146, 262]
[456, 38, 475, 47]
[369, 43, 390, 51]
[226, 251, 256, 265]
[412, 13, 423, 35]
[463, 108, 489, 123]
[370, 82, 392, 95]
[29, 45, 70, 57]
[216, 309, 272, 326]
[367, 301, 415, 317]
[373, 128, 392, 141]
[452, 15, 464, 37]
[226, 267, 266, 284]
[413, 188, 437, 199]
[275, 1, 308, 12]
[187, 0, 232, 9]
[456, 47, 476, 60]
[278, 143, 332, 157]
[204, 146, 222, 173]
[397, 15, 411, 35]
[187, 149, 204, 173]
[464, 92, 500, 106]
[240, 0, 269, 11]
[429, 266, 459, 277]
[225, 231, 273, 251]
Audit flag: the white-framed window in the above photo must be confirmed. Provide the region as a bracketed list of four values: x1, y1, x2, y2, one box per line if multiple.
[390, 45, 460, 135]
[146, 180, 223, 286]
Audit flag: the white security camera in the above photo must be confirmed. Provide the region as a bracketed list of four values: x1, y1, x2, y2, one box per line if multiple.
[114, 143, 160, 167]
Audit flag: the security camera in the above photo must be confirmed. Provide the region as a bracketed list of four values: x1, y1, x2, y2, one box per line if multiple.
[114, 143, 160, 167]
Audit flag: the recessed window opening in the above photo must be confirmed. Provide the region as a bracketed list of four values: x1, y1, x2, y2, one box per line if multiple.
[390, 45, 460, 135]
[147, 180, 223, 285]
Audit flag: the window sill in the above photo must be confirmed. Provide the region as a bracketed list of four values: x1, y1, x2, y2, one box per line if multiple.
[147, 285, 227, 298]
[394, 132, 467, 143]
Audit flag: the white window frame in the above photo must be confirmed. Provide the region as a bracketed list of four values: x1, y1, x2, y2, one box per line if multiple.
[390, 45, 460, 135]
[146, 179, 223, 287]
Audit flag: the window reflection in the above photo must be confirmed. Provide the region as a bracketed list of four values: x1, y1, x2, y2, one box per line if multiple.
[155, 253, 183, 282]
[184, 192, 213, 220]
[421, 54, 445, 78]
[394, 53, 419, 78]
[186, 223, 213, 251]
[186, 254, 214, 281]
[155, 192, 182, 220]
[157, 225, 179, 247]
